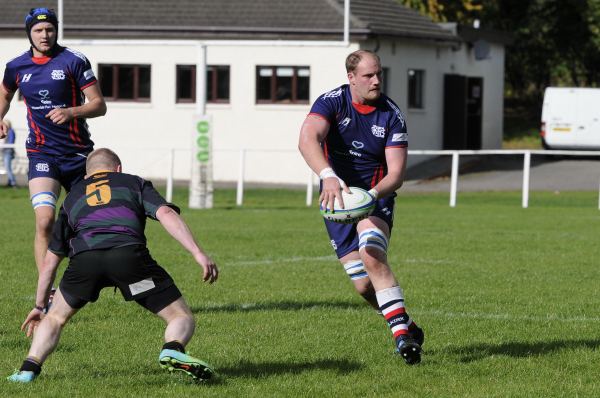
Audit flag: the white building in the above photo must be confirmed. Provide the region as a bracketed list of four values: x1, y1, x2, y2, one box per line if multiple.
[0, 0, 510, 184]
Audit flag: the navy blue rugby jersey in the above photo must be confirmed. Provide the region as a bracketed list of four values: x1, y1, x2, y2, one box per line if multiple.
[309, 84, 408, 190]
[2, 46, 97, 156]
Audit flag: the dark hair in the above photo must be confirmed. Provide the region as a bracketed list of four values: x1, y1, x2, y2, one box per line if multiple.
[345, 50, 381, 73]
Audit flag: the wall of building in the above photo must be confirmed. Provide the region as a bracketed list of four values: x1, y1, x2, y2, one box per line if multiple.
[1, 35, 504, 185]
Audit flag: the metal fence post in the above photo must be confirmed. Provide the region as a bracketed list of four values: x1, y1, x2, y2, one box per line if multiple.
[236, 149, 246, 206]
[522, 151, 531, 208]
[450, 152, 459, 207]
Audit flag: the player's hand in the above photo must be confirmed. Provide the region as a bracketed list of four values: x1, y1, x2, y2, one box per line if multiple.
[46, 107, 74, 125]
[194, 252, 218, 284]
[21, 308, 44, 338]
[320, 176, 350, 211]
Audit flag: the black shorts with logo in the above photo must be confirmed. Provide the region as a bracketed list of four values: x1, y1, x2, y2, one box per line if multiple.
[59, 244, 181, 313]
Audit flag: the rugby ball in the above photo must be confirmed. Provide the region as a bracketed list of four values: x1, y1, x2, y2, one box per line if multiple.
[320, 187, 376, 224]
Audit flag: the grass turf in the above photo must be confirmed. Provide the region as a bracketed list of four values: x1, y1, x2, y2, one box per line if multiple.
[1, 187, 599, 397]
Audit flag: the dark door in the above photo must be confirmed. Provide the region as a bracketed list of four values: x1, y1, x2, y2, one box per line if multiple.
[443, 74, 483, 149]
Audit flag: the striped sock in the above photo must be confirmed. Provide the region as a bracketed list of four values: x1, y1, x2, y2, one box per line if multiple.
[376, 286, 410, 345]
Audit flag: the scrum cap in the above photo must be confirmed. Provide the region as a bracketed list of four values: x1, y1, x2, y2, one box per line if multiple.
[25, 8, 58, 33]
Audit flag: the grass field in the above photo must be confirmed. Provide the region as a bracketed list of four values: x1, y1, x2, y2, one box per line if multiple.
[1, 187, 599, 397]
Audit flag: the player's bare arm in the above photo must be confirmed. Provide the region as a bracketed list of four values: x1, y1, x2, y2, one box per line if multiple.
[0, 84, 15, 138]
[21, 251, 64, 337]
[156, 205, 218, 283]
[299, 115, 349, 210]
[45, 83, 107, 125]
[370, 147, 408, 199]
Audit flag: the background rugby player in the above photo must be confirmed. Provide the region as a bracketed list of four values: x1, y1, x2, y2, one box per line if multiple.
[0, 8, 107, 289]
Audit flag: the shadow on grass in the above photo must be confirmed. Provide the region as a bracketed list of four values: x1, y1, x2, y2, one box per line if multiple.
[50, 359, 361, 385]
[190, 300, 366, 313]
[218, 358, 362, 379]
[449, 338, 600, 363]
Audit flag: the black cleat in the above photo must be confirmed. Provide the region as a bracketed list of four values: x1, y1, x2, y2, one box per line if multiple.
[396, 336, 422, 365]
[410, 324, 425, 347]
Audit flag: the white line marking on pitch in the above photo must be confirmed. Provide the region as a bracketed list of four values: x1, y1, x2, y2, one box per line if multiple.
[415, 309, 600, 323]
[226, 256, 452, 267]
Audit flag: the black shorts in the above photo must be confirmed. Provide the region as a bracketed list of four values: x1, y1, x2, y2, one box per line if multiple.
[59, 245, 181, 313]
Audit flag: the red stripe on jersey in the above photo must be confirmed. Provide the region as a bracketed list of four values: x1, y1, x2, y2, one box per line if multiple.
[385, 144, 408, 149]
[323, 140, 329, 160]
[384, 307, 406, 320]
[80, 80, 97, 91]
[26, 100, 45, 146]
[307, 112, 329, 122]
[351, 102, 376, 114]
[26, 149, 41, 153]
[68, 74, 83, 146]
[31, 56, 52, 65]
[370, 165, 382, 188]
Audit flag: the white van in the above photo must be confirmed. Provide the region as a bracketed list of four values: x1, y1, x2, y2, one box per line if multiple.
[541, 87, 600, 149]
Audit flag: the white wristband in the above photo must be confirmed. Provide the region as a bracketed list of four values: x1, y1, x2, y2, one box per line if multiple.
[368, 188, 378, 199]
[319, 167, 347, 188]
[319, 167, 337, 179]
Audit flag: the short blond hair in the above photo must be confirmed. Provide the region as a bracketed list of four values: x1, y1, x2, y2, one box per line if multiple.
[345, 50, 381, 73]
[86, 148, 121, 174]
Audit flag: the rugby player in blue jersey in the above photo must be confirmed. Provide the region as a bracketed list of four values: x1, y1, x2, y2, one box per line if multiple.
[0, 8, 107, 289]
[299, 50, 423, 364]
[8, 148, 218, 383]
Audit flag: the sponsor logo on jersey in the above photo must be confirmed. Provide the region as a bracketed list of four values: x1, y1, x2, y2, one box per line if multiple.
[51, 70, 65, 80]
[83, 69, 95, 80]
[371, 125, 385, 138]
[21, 74, 32, 83]
[36, 163, 50, 172]
[349, 150, 362, 157]
[330, 240, 338, 250]
[323, 88, 343, 99]
[392, 133, 408, 142]
[338, 117, 351, 128]
[39, 89, 51, 104]
[352, 141, 364, 149]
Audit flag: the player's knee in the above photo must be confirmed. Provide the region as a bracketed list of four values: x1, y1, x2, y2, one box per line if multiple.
[358, 228, 388, 258]
[35, 212, 55, 234]
[44, 311, 69, 329]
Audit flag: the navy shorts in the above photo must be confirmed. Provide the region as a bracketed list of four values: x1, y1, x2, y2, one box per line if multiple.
[28, 151, 89, 192]
[59, 245, 181, 314]
[324, 195, 395, 258]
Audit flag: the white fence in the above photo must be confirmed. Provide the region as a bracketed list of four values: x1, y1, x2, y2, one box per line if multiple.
[214, 149, 600, 209]
[4, 144, 600, 209]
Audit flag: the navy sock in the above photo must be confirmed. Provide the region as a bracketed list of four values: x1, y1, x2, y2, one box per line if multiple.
[20, 358, 42, 375]
[162, 341, 185, 353]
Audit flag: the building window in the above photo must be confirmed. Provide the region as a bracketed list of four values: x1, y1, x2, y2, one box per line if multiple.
[256, 66, 310, 104]
[407, 69, 424, 109]
[382, 67, 389, 94]
[176, 65, 230, 103]
[99, 64, 151, 101]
